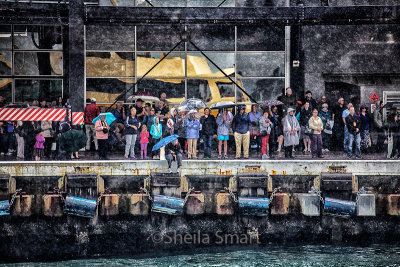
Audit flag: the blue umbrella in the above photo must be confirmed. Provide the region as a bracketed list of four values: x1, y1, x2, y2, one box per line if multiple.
[152, 135, 179, 152]
[92, 112, 117, 126]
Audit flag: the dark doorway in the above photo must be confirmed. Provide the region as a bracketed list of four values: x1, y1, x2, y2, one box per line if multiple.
[325, 82, 360, 109]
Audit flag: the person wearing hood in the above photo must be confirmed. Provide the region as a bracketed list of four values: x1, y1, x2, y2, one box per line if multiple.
[186, 110, 200, 159]
[150, 116, 162, 159]
[283, 108, 300, 158]
[200, 107, 217, 159]
[373, 100, 385, 153]
[232, 105, 251, 159]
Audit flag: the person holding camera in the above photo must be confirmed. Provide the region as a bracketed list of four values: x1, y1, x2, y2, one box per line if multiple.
[95, 115, 110, 160]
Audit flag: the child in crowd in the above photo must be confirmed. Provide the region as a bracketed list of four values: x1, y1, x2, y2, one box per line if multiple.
[140, 125, 150, 159]
[34, 130, 45, 161]
[150, 117, 162, 159]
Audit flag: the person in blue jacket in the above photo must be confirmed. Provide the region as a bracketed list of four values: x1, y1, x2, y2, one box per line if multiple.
[150, 116, 162, 159]
[186, 110, 200, 159]
[232, 105, 251, 159]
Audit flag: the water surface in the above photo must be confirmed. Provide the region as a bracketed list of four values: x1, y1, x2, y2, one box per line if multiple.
[4, 244, 400, 266]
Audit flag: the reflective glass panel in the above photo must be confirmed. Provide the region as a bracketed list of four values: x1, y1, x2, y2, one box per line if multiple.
[136, 0, 186, 6]
[14, 52, 63, 76]
[86, 25, 135, 51]
[236, 52, 284, 77]
[15, 79, 62, 102]
[86, 78, 133, 103]
[0, 25, 12, 50]
[236, 78, 285, 102]
[136, 52, 185, 78]
[137, 79, 185, 103]
[187, 78, 236, 104]
[237, 26, 285, 51]
[98, 0, 135, 6]
[86, 52, 135, 77]
[187, 0, 234, 6]
[236, 0, 284, 7]
[13, 25, 63, 50]
[136, 26, 185, 51]
[187, 25, 235, 51]
[0, 52, 12, 75]
[187, 52, 234, 77]
[0, 79, 12, 102]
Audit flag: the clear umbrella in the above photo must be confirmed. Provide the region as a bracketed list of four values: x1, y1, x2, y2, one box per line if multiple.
[178, 98, 206, 111]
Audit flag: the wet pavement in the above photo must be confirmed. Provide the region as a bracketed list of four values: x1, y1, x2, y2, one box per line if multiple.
[0, 148, 393, 162]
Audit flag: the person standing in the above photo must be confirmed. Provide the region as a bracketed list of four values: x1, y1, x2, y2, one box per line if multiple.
[342, 102, 353, 153]
[332, 97, 346, 151]
[304, 90, 317, 111]
[249, 105, 262, 152]
[345, 106, 361, 159]
[319, 103, 332, 151]
[186, 110, 200, 159]
[111, 102, 126, 134]
[21, 121, 35, 161]
[300, 102, 312, 153]
[155, 100, 169, 135]
[359, 106, 371, 153]
[216, 108, 233, 159]
[280, 87, 297, 111]
[259, 109, 272, 159]
[283, 108, 300, 159]
[232, 105, 251, 159]
[95, 115, 110, 160]
[134, 98, 146, 123]
[150, 117, 162, 159]
[373, 101, 386, 153]
[388, 113, 399, 159]
[33, 130, 45, 161]
[165, 108, 177, 136]
[176, 109, 187, 154]
[200, 107, 217, 159]
[140, 125, 150, 160]
[124, 107, 141, 160]
[309, 108, 324, 158]
[84, 98, 100, 151]
[41, 120, 54, 159]
[15, 121, 24, 160]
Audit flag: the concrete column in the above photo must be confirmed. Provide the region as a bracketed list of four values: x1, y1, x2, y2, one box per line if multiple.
[68, 0, 85, 112]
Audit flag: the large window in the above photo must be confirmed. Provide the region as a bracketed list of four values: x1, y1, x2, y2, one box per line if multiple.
[85, 25, 286, 105]
[0, 25, 63, 104]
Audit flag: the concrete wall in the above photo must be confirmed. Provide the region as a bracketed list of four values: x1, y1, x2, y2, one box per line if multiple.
[0, 160, 399, 177]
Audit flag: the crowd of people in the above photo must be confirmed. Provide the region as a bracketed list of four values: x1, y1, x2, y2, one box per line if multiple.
[1, 88, 399, 163]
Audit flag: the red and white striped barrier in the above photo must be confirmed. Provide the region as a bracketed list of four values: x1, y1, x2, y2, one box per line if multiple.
[0, 108, 84, 125]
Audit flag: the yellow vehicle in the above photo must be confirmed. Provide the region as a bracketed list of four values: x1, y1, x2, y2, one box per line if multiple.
[85, 52, 251, 111]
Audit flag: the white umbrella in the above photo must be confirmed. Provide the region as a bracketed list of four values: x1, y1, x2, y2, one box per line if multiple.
[210, 101, 237, 109]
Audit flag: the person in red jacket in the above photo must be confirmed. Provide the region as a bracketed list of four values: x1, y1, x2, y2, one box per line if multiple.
[84, 98, 100, 151]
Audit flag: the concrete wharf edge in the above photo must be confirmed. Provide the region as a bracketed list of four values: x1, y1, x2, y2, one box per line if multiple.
[0, 160, 398, 177]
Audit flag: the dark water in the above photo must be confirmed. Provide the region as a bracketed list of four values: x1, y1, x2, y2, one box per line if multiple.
[4, 245, 400, 266]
